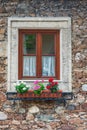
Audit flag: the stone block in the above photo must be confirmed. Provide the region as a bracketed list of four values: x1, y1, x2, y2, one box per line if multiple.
[0, 29, 5, 34]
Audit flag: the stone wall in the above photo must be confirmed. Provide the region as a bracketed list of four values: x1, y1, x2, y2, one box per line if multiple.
[0, 0, 87, 130]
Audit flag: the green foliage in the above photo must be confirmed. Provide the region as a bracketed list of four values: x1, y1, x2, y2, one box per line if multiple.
[34, 83, 45, 95]
[15, 83, 29, 94]
[50, 85, 59, 93]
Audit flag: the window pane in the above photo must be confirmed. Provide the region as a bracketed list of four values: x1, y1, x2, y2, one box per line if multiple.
[42, 34, 55, 55]
[42, 56, 55, 76]
[23, 34, 36, 54]
[23, 56, 36, 76]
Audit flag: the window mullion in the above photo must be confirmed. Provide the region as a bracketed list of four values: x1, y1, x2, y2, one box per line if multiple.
[36, 33, 42, 77]
[18, 31, 23, 79]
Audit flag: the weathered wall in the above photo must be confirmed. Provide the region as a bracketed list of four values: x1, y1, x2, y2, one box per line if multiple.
[0, 0, 87, 129]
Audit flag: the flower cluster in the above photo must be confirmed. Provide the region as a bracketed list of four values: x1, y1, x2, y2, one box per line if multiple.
[14, 81, 29, 94]
[33, 80, 45, 95]
[46, 78, 59, 93]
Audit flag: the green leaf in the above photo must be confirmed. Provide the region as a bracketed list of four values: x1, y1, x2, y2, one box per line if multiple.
[15, 83, 29, 94]
[38, 83, 45, 90]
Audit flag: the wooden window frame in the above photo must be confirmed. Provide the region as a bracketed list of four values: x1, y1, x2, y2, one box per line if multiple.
[18, 29, 60, 80]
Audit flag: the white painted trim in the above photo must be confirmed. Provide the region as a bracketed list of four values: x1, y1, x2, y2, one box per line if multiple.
[7, 19, 11, 91]
[60, 29, 62, 81]
[8, 17, 71, 22]
[7, 17, 72, 92]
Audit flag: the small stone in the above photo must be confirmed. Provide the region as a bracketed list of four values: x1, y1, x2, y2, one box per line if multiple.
[79, 112, 86, 116]
[0, 92, 6, 102]
[0, 29, 5, 34]
[69, 114, 78, 118]
[82, 84, 87, 91]
[65, 115, 71, 120]
[61, 118, 68, 124]
[0, 112, 7, 120]
[32, 125, 38, 129]
[22, 120, 28, 125]
[76, 127, 85, 130]
[80, 115, 87, 121]
[20, 125, 29, 130]
[28, 105, 40, 114]
[18, 108, 26, 114]
[66, 104, 76, 110]
[76, 94, 85, 104]
[36, 114, 54, 122]
[36, 121, 45, 127]
[81, 103, 87, 110]
[4, 108, 13, 113]
[12, 120, 20, 125]
[69, 118, 83, 125]
[55, 106, 65, 114]
[26, 112, 34, 121]
[46, 125, 52, 130]
[36, 129, 46, 130]
[49, 122, 60, 129]
[0, 125, 9, 129]
[61, 125, 74, 130]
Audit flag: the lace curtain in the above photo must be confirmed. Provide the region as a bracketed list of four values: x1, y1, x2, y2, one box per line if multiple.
[23, 56, 36, 76]
[23, 56, 55, 76]
[42, 56, 55, 76]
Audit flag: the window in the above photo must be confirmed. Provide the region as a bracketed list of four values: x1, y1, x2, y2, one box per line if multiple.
[8, 17, 71, 92]
[18, 30, 60, 80]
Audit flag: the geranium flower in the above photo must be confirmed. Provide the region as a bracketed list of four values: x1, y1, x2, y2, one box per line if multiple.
[34, 80, 39, 84]
[46, 78, 59, 93]
[33, 85, 40, 90]
[49, 78, 54, 82]
[46, 85, 51, 89]
[33, 80, 45, 95]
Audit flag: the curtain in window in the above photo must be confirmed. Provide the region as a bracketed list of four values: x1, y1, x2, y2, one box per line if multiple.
[23, 56, 36, 76]
[42, 56, 55, 76]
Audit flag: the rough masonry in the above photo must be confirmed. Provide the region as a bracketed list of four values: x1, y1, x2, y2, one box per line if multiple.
[0, 0, 87, 130]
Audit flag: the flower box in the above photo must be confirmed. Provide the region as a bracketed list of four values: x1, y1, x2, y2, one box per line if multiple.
[15, 78, 62, 99]
[17, 90, 62, 98]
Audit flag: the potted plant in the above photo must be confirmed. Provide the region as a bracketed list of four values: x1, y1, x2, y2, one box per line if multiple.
[14, 78, 62, 98]
[33, 80, 45, 95]
[46, 78, 62, 97]
[46, 78, 59, 93]
[14, 81, 29, 94]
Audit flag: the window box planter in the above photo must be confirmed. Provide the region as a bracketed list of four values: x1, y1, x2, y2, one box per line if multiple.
[17, 90, 62, 98]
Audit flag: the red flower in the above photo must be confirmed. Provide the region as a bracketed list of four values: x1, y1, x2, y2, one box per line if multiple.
[49, 78, 54, 83]
[55, 82, 58, 85]
[46, 85, 51, 89]
[51, 82, 55, 86]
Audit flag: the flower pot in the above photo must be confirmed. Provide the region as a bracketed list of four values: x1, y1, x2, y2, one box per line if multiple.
[17, 89, 62, 99]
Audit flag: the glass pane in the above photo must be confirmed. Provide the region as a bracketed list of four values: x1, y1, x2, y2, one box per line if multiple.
[23, 34, 36, 54]
[23, 56, 36, 76]
[42, 56, 55, 76]
[42, 34, 55, 55]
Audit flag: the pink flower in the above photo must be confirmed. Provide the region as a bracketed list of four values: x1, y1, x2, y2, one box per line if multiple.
[41, 79, 44, 83]
[33, 85, 40, 90]
[34, 80, 39, 84]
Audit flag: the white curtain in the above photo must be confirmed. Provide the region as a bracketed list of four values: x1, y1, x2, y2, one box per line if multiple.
[42, 56, 55, 76]
[23, 56, 36, 76]
[23, 56, 55, 76]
